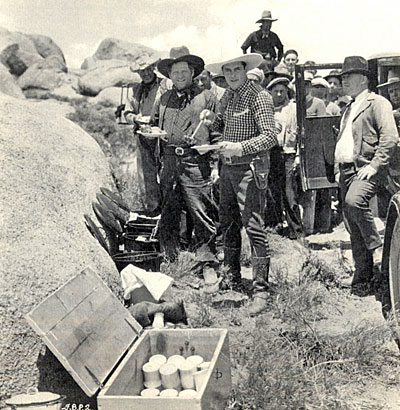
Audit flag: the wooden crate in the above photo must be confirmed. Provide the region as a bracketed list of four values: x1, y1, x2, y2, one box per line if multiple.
[26, 268, 231, 410]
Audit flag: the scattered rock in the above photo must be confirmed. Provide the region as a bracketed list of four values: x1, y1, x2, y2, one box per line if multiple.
[0, 93, 121, 405]
[0, 63, 25, 98]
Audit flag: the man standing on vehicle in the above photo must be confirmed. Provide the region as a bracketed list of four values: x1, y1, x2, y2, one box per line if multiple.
[241, 10, 284, 64]
[201, 53, 277, 315]
[152, 52, 219, 261]
[335, 56, 399, 287]
[122, 55, 162, 214]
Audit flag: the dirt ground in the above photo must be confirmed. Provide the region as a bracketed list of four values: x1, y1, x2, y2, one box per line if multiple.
[166, 222, 400, 409]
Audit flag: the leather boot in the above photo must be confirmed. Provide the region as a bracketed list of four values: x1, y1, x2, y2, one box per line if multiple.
[248, 257, 270, 316]
[223, 247, 242, 291]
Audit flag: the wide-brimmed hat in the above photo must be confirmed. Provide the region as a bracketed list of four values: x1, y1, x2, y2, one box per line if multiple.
[169, 46, 190, 59]
[256, 10, 277, 23]
[324, 69, 342, 82]
[157, 54, 205, 79]
[311, 77, 330, 88]
[340, 56, 369, 77]
[266, 77, 290, 90]
[205, 53, 263, 76]
[247, 67, 265, 83]
[377, 68, 400, 88]
[130, 54, 161, 72]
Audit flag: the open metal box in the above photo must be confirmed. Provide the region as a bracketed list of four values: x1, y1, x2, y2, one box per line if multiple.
[26, 268, 231, 410]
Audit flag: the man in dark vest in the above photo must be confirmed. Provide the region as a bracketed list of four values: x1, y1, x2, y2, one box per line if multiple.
[152, 53, 219, 261]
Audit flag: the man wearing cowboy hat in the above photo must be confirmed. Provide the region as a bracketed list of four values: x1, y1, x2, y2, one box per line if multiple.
[200, 53, 277, 315]
[152, 51, 219, 261]
[241, 10, 284, 63]
[335, 56, 399, 288]
[122, 54, 162, 214]
[266, 76, 303, 239]
[377, 68, 400, 194]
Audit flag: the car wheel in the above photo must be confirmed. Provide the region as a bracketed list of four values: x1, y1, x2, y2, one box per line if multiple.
[389, 218, 400, 338]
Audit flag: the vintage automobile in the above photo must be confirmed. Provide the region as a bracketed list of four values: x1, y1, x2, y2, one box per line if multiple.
[295, 53, 400, 338]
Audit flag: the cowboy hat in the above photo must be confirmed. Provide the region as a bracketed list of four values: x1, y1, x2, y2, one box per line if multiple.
[324, 69, 342, 82]
[157, 54, 205, 79]
[205, 53, 263, 76]
[256, 10, 277, 23]
[266, 77, 290, 90]
[377, 68, 400, 88]
[130, 54, 161, 73]
[169, 46, 190, 59]
[339, 56, 369, 77]
[247, 67, 265, 83]
[311, 77, 330, 88]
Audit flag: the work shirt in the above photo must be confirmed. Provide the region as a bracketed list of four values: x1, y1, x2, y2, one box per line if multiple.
[326, 101, 341, 116]
[274, 99, 297, 154]
[306, 95, 326, 116]
[213, 80, 277, 155]
[210, 81, 225, 101]
[123, 77, 161, 118]
[241, 30, 283, 61]
[335, 89, 368, 163]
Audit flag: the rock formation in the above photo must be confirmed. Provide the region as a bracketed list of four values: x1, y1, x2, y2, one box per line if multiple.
[0, 63, 25, 98]
[0, 92, 122, 407]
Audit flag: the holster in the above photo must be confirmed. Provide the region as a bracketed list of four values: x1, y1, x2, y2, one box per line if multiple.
[249, 155, 270, 190]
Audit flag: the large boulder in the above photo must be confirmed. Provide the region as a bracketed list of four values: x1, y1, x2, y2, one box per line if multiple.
[91, 86, 122, 106]
[28, 33, 65, 63]
[0, 93, 122, 407]
[78, 59, 140, 96]
[0, 27, 65, 76]
[92, 37, 160, 63]
[18, 55, 67, 96]
[0, 63, 25, 98]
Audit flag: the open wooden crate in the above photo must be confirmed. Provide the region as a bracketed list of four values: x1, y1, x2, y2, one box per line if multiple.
[26, 268, 231, 410]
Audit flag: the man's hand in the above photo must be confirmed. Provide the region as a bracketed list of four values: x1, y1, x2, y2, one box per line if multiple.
[125, 113, 137, 125]
[221, 142, 243, 158]
[357, 164, 377, 180]
[200, 109, 215, 126]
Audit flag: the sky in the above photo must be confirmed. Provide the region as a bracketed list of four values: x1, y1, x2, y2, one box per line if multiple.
[1, 0, 399, 69]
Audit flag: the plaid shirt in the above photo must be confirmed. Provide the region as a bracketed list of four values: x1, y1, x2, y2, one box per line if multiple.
[213, 80, 277, 155]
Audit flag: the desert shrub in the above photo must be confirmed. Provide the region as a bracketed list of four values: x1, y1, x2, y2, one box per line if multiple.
[67, 100, 143, 209]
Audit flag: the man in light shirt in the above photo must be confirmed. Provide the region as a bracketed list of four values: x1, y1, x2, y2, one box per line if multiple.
[335, 56, 399, 288]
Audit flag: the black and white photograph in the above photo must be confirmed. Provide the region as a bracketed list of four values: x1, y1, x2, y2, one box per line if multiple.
[1, 0, 400, 409]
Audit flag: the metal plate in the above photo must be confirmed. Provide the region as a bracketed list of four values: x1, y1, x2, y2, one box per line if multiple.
[26, 268, 142, 397]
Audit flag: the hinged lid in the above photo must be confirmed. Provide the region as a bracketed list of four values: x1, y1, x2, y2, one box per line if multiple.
[26, 267, 142, 397]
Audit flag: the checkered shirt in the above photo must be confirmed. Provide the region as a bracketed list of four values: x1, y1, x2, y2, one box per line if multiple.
[213, 80, 277, 155]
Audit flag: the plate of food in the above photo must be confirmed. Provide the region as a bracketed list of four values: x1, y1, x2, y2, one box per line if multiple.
[137, 125, 168, 139]
[192, 144, 224, 154]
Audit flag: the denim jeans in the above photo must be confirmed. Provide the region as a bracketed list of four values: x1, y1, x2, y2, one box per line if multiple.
[219, 163, 270, 258]
[339, 164, 382, 275]
[159, 154, 217, 260]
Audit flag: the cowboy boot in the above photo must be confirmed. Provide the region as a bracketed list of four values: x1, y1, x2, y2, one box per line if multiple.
[223, 247, 242, 291]
[248, 256, 270, 316]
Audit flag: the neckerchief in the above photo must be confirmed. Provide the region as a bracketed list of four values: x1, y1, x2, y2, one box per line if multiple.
[138, 75, 157, 102]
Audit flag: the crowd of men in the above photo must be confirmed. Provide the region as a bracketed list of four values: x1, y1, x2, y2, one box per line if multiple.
[120, 10, 400, 315]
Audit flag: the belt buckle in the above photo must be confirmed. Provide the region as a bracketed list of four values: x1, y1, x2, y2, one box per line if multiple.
[175, 147, 184, 156]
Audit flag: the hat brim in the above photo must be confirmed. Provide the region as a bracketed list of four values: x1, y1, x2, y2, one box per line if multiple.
[324, 74, 341, 81]
[130, 58, 161, 73]
[157, 55, 204, 79]
[265, 71, 293, 81]
[377, 78, 400, 88]
[256, 18, 278, 23]
[205, 53, 263, 76]
[266, 77, 290, 90]
[339, 69, 370, 77]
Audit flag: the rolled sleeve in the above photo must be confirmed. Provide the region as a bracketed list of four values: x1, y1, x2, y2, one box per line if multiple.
[241, 92, 277, 155]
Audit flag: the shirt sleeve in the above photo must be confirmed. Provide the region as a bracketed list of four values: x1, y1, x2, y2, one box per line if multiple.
[316, 99, 327, 116]
[241, 32, 255, 52]
[241, 91, 277, 155]
[274, 33, 284, 61]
